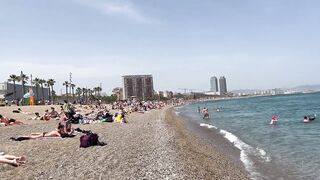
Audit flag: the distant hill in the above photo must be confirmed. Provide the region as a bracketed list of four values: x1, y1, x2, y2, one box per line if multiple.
[291, 85, 320, 92]
[230, 84, 320, 94]
[230, 89, 263, 94]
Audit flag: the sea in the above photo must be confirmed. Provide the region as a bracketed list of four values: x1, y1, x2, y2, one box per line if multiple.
[176, 92, 320, 180]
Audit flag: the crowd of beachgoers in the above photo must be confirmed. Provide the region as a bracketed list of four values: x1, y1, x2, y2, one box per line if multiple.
[0, 98, 186, 167]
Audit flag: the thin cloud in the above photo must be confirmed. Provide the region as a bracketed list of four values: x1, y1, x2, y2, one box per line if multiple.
[75, 0, 152, 23]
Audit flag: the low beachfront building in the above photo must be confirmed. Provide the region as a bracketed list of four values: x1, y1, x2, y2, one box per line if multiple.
[112, 87, 124, 101]
[0, 81, 49, 102]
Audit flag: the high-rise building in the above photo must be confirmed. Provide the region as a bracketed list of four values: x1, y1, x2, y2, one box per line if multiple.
[219, 76, 227, 95]
[123, 75, 154, 100]
[210, 76, 218, 92]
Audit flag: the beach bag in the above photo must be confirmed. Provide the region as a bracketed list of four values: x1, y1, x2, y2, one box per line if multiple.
[80, 133, 99, 148]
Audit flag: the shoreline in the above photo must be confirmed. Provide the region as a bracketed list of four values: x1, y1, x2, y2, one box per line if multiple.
[175, 101, 301, 180]
[165, 108, 249, 179]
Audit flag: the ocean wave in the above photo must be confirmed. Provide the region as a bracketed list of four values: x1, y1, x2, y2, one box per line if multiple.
[219, 129, 271, 180]
[200, 123, 218, 129]
[175, 111, 181, 116]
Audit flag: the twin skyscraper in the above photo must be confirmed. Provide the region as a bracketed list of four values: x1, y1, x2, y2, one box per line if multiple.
[210, 76, 227, 95]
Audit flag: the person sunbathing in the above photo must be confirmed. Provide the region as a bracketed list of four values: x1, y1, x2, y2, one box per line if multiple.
[0, 153, 26, 167]
[49, 107, 59, 119]
[30, 112, 41, 120]
[10, 123, 68, 141]
[0, 114, 23, 126]
[40, 110, 51, 121]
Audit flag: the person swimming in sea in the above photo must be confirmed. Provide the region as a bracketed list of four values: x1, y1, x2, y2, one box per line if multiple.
[303, 115, 316, 123]
[270, 115, 278, 125]
[202, 107, 210, 119]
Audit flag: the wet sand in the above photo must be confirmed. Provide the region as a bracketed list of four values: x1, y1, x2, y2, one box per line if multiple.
[0, 106, 248, 180]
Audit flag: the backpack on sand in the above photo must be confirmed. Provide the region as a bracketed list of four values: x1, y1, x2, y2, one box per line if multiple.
[80, 133, 99, 148]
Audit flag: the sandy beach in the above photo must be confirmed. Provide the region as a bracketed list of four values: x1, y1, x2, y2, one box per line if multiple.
[0, 106, 248, 180]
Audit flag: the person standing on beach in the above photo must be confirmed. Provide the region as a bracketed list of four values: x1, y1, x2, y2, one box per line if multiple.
[63, 100, 75, 119]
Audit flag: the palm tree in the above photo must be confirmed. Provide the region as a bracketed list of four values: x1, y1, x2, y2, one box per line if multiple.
[8, 74, 20, 101]
[39, 79, 46, 102]
[88, 89, 93, 103]
[82, 88, 87, 103]
[93, 87, 98, 96]
[70, 84, 76, 101]
[20, 72, 29, 96]
[76, 87, 82, 101]
[63, 81, 69, 99]
[97, 87, 102, 96]
[47, 79, 56, 103]
[45, 82, 51, 103]
[32, 78, 41, 102]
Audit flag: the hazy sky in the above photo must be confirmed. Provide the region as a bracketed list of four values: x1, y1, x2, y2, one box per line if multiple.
[1, 0, 320, 94]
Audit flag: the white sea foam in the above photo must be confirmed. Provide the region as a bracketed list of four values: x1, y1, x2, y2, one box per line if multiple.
[200, 123, 218, 129]
[256, 147, 272, 162]
[175, 111, 181, 116]
[219, 129, 271, 180]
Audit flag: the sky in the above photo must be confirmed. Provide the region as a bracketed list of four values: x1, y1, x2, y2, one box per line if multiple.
[1, 0, 320, 94]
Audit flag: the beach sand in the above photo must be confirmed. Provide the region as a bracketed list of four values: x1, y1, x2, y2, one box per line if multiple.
[0, 106, 248, 180]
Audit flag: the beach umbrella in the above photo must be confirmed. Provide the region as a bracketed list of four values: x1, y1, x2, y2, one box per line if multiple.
[23, 92, 35, 98]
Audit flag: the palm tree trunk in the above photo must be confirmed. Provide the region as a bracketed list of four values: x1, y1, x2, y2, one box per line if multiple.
[22, 82, 25, 97]
[48, 88, 51, 104]
[36, 87, 39, 102]
[65, 86, 68, 100]
[41, 86, 45, 102]
[13, 81, 16, 101]
[72, 87, 75, 102]
[50, 86, 54, 104]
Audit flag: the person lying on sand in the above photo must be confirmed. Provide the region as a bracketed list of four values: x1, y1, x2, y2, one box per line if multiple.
[0, 153, 26, 167]
[40, 110, 51, 121]
[10, 123, 75, 141]
[49, 107, 59, 119]
[30, 112, 41, 120]
[0, 114, 23, 126]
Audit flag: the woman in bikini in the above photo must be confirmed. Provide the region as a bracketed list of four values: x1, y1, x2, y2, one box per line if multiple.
[10, 124, 66, 141]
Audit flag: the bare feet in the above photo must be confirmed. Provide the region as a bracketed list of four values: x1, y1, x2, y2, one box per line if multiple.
[18, 156, 27, 164]
[10, 159, 20, 167]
